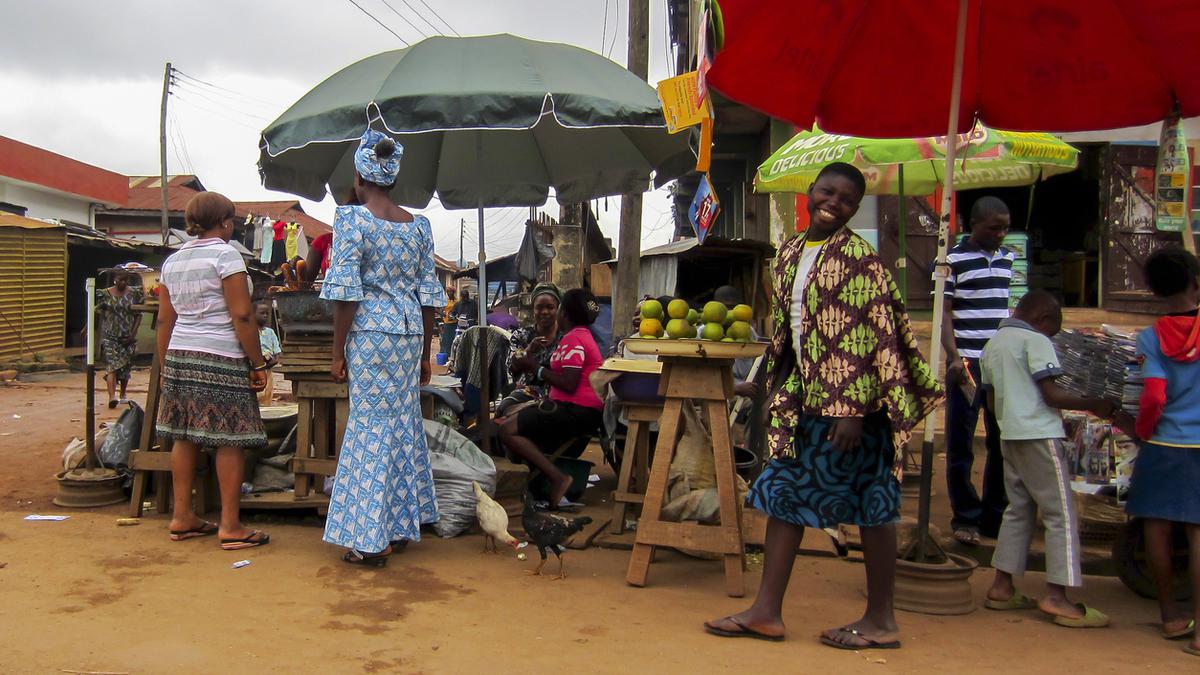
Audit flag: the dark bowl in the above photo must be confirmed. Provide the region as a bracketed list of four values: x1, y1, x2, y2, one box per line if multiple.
[611, 372, 663, 403]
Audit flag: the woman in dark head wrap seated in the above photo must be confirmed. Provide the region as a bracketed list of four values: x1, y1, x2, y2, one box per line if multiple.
[496, 282, 563, 417]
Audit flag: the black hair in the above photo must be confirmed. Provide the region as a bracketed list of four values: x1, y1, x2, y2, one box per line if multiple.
[815, 162, 866, 199]
[374, 137, 397, 158]
[970, 196, 1010, 224]
[713, 285, 743, 305]
[561, 288, 600, 327]
[1145, 247, 1200, 298]
[655, 295, 674, 310]
[1014, 289, 1060, 318]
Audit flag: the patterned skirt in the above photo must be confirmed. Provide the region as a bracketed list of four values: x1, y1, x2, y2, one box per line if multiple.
[102, 335, 136, 380]
[323, 331, 438, 553]
[156, 350, 266, 448]
[747, 410, 900, 529]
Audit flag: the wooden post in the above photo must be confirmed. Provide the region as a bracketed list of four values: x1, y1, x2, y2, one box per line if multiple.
[554, 203, 585, 290]
[613, 0, 649, 339]
[159, 62, 172, 245]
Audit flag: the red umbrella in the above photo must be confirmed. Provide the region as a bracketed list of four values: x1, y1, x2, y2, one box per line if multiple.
[708, 0, 1200, 136]
[708, 0, 1200, 561]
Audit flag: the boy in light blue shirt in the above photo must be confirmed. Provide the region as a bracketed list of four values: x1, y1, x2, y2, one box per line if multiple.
[979, 291, 1128, 629]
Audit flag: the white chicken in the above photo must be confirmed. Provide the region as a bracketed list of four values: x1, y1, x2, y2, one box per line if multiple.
[472, 481, 520, 554]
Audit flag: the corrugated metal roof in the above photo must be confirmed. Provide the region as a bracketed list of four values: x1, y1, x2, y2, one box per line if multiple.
[0, 213, 65, 230]
[112, 177, 332, 238]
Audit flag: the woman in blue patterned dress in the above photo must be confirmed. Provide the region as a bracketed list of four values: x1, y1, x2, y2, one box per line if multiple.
[321, 129, 448, 566]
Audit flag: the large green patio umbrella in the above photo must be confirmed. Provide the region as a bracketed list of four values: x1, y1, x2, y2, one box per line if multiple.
[756, 123, 1078, 296]
[259, 34, 693, 325]
[258, 33, 692, 439]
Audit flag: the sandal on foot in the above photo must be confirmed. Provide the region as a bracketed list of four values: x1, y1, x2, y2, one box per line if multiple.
[985, 592, 1038, 611]
[108, 399, 119, 409]
[819, 626, 901, 651]
[220, 530, 270, 551]
[343, 546, 391, 567]
[1184, 645, 1200, 657]
[1164, 619, 1196, 640]
[953, 528, 981, 546]
[703, 617, 784, 642]
[1052, 604, 1109, 629]
[169, 521, 218, 542]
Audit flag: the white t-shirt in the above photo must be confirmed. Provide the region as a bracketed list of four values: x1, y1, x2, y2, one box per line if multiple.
[160, 238, 248, 358]
[790, 239, 826, 365]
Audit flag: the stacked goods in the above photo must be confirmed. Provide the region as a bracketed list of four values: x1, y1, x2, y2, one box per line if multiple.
[1004, 232, 1028, 308]
[1051, 328, 1141, 415]
[638, 297, 755, 342]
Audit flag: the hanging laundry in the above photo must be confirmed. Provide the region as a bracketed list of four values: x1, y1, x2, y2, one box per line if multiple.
[284, 222, 300, 260]
[295, 227, 309, 260]
[258, 218, 274, 264]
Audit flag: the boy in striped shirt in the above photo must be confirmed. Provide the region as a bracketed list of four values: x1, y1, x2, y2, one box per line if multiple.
[940, 196, 1014, 545]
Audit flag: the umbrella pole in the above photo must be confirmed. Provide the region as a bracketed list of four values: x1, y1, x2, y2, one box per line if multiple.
[85, 277, 97, 470]
[898, 164, 908, 303]
[914, 0, 969, 564]
[475, 132, 492, 451]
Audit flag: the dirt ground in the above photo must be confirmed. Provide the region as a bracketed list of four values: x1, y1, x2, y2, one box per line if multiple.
[0, 370, 1193, 674]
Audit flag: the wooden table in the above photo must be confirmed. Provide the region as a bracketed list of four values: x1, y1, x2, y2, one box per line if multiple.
[127, 325, 337, 516]
[622, 339, 766, 597]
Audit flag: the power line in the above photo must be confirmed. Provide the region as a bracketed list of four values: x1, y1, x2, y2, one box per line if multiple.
[171, 79, 273, 122]
[168, 110, 196, 175]
[346, 0, 410, 45]
[398, 0, 444, 35]
[414, 0, 460, 36]
[600, 0, 611, 55]
[378, 0, 428, 39]
[606, 0, 621, 59]
[172, 94, 264, 132]
[172, 69, 278, 109]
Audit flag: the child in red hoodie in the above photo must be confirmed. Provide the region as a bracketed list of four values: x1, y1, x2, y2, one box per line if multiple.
[1128, 247, 1200, 654]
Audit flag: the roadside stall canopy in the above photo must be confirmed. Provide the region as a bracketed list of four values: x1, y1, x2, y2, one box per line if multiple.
[606, 236, 775, 315]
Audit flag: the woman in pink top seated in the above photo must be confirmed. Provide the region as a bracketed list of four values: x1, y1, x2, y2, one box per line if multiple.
[501, 288, 604, 507]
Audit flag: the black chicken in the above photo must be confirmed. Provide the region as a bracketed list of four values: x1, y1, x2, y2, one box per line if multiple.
[521, 496, 593, 580]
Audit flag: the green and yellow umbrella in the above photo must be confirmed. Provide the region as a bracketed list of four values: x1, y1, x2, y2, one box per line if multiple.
[756, 122, 1078, 195]
[756, 123, 1078, 298]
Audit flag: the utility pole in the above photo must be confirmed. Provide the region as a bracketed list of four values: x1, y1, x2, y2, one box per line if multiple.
[159, 62, 172, 245]
[614, 0, 649, 337]
[459, 217, 465, 268]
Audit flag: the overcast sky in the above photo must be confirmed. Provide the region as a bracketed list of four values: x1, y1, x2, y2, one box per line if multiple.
[0, 0, 681, 261]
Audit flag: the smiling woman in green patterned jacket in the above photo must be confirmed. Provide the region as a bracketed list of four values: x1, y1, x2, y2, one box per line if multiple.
[705, 162, 943, 651]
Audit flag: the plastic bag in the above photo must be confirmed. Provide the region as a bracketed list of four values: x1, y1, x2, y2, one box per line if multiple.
[425, 420, 497, 538]
[98, 401, 143, 467]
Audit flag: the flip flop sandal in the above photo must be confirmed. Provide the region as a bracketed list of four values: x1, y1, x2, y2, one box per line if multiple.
[1163, 619, 1196, 640]
[953, 528, 981, 546]
[1052, 604, 1110, 629]
[819, 626, 901, 651]
[220, 531, 270, 551]
[169, 521, 218, 542]
[985, 592, 1038, 611]
[1184, 645, 1200, 657]
[703, 617, 785, 642]
[343, 546, 391, 567]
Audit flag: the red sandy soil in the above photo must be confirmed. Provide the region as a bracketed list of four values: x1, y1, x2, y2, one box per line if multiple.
[0, 371, 1191, 674]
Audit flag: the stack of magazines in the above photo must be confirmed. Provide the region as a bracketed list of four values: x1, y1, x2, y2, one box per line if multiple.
[1051, 327, 1142, 415]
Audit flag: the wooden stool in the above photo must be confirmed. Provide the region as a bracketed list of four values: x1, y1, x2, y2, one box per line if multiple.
[285, 375, 348, 499]
[626, 354, 746, 597]
[609, 402, 661, 534]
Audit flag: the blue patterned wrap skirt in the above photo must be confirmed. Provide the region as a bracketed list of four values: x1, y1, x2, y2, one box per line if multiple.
[322, 331, 439, 552]
[747, 410, 900, 529]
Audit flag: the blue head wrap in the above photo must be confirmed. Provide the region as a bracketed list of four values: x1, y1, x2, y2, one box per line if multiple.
[354, 129, 402, 186]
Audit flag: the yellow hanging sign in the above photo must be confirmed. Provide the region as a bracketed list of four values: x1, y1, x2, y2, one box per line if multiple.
[657, 71, 707, 134]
